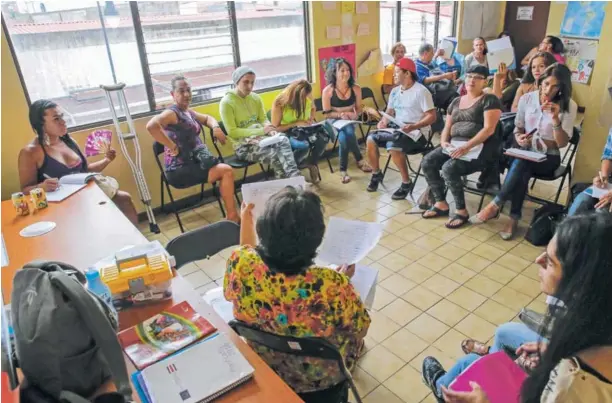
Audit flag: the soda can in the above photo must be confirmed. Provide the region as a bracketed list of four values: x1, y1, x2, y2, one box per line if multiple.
[11, 192, 29, 216]
[31, 187, 48, 210]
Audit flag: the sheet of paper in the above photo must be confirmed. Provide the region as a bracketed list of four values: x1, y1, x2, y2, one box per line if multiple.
[318, 217, 383, 265]
[350, 265, 378, 309]
[357, 23, 370, 36]
[326, 25, 340, 39]
[380, 111, 404, 128]
[332, 119, 360, 130]
[322, 1, 336, 11]
[203, 287, 235, 323]
[586, 184, 612, 199]
[442, 140, 484, 161]
[46, 183, 86, 202]
[439, 37, 457, 58]
[486, 37, 516, 73]
[1, 234, 8, 268]
[258, 133, 284, 148]
[504, 148, 547, 162]
[241, 177, 306, 219]
[355, 1, 368, 14]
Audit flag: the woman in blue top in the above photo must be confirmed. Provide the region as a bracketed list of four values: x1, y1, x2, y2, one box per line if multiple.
[146, 76, 239, 223]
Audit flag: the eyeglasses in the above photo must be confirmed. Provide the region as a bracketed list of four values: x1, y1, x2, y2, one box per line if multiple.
[465, 74, 486, 81]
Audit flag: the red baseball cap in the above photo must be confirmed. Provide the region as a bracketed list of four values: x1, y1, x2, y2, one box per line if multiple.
[396, 57, 416, 74]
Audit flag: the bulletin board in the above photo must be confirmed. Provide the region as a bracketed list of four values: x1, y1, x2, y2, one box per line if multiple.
[318, 44, 357, 92]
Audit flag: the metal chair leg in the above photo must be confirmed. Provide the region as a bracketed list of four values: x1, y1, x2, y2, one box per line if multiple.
[160, 174, 165, 213]
[213, 182, 226, 218]
[162, 176, 184, 233]
[381, 155, 392, 181]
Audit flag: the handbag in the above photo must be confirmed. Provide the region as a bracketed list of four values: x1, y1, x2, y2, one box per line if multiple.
[93, 175, 119, 199]
[358, 106, 381, 124]
[525, 203, 566, 246]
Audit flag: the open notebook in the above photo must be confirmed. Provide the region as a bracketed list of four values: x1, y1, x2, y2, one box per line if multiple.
[139, 333, 254, 403]
[46, 173, 97, 202]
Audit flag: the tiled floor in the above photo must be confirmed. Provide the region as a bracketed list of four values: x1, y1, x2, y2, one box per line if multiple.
[138, 147, 568, 403]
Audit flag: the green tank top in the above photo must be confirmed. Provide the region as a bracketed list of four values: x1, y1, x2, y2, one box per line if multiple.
[281, 98, 312, 125]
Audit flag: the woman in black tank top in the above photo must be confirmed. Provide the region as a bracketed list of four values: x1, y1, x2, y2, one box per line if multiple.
[321, 58, 372, 183]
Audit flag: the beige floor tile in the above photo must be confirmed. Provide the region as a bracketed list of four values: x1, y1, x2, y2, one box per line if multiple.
[384, 364, 431, 403]
[380, 299, 422, 326]
[372, 286, 397, 311]
[410, 219, 442, 234]
[521, 263, 541, 281]
[351, 366, 380, 398]
[358, 344, 406, 382]
[330, 198, 354, 210]
[382, 328, 430, 362]
[367, 244, 393, 261]
[509, 242, 544, 261]
[439, 263, 477, 284]
[454, 313, 497, 342]
[183, 270, 213, 288]
[463, 227, 497, 242]
[464, 274, 505, 298]
[405, 313, 450, 343]
[391, 212, 422, 226]
[471, 243, 506, 261]
[413, 235, 446, 252]
[421, 393, 440, 402]
[363, 385, 404, 403]
[416, 253, 453, 272]
[526, 297, 548, 315]
[428, 227, 461, 242]
[455, 252, 493, 272]
[427, 299, 470, 327]
[485, 236, 520, 252]
[378, 252, 413, 272]
[370, 263, 394, 282]
[399, 263, 436, 284]
[178, 262, 201, 276]
[409, 345, 457, 374]
[367, 310, 402, 343]
[345, 205, 374, 218]
[473, 299, 517, 326]
[506, 274, 542, 298]
[448, 235, 482, 251]
[195, 256, 227, 281]
[491, 286, 534, 311]
[496, 253, 533, 273]
[381, 218, 407, 234]
[358, 210, 389, 223]
[359, 256, 375, 266]
[379, 234, 410, 251]
[380, 273, 418, 299]
[480, 263, 519, 285]
[377, 204, 408, 218]
[421, 274, 461, 297]
[433, 243, 469, 261]
[446, 287, 487, 311]
[432, 328, 469, 359]
[401, 285, 443, 311]
[395, 227, 426, 242]
[396, 243, 429, 261]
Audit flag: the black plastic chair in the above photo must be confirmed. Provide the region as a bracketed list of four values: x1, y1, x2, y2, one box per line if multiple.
[166, 221, 239, 269]
[152, 130, 226, 233]
[229, 319, 363, 403]
[358, 87, 381, 141]
[381, 84, 389, 110]
[312, 97, 336, 173]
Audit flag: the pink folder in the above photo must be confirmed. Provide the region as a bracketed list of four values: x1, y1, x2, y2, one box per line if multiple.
[449, 352, 527, 403]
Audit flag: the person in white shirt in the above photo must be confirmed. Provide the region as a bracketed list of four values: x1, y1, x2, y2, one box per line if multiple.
[471, 64, 577, 240]
[366, 57, 436, 199]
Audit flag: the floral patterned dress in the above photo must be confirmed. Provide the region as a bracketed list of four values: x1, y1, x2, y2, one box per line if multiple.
[224, 246, 371, 393]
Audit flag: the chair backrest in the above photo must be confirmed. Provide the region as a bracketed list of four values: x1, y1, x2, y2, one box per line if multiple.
[209, 122, 228, 159]
[152, 142, 166, 174]
[166, 221, 240, 269]
[266, 109, 272, 122]
[361, 86, 380, 111]
[564, 127, 581, 166]
[380, 84, 389, 109]
[313, 97, 323, 112]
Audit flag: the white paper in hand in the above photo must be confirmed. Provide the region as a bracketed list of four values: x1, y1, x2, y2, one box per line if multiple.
[442, 140, 483, 161]
[486, 36, 516, 73]
[318, 217, 383, 265]
[350, 265, 378, 309]
[241, 177, 306, 219]
[586, 184, 612, 199]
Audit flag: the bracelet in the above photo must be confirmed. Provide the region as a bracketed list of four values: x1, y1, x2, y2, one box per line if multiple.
[552, 122, 562, 130]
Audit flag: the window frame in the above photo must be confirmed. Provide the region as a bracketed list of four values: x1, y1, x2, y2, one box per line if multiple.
[2, 1, 311, 132]
[390, 1, 458, 49]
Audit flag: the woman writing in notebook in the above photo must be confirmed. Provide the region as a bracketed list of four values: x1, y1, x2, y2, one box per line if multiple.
[322, 58, 372, 183]
[18, 99, 139, 225]
[422, 213, 612, 402]
[471, 64, 577, 240]
[224, 187, 370, 403]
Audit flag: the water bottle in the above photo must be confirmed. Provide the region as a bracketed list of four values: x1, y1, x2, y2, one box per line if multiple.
[85, 268, 117, 316]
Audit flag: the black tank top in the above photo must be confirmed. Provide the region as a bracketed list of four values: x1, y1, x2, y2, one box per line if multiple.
[36, 136, 88, 183]
[330, 87, 356, 108]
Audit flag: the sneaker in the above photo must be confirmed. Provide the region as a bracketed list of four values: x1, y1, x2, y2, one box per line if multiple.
[367, 172, 384, 192]
[422, 356, 446, 402]
[391, 181, 414, 200]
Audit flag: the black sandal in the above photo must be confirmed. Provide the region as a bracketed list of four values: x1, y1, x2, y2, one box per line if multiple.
[422, 206, 450, 219]
[445, 214, 469, 229]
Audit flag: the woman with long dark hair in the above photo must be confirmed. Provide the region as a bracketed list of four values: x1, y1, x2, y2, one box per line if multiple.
[522, 35, 566, 68]
[18, 99, 138, 224]
[512, 51, 557, 112]
[423, 213, 612, 402]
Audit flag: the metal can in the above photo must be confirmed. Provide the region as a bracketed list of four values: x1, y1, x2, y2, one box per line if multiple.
[30, 187, 48, 210]
[11, 192, 29, 216]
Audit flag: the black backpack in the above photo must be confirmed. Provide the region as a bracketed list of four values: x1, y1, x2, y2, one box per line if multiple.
[426, 79, 459, 111]
[525, 204, 567, 246]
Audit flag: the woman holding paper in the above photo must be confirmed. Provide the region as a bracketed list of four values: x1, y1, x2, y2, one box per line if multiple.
[322, 58, 372, 184]
[146, 75, 239, 223]
[472, 64, 577, 240]
[422, 213, 612, 402]
[18, 99, 139, 224]
[224, 187, 371, 402]
[420, 65, 502, 229]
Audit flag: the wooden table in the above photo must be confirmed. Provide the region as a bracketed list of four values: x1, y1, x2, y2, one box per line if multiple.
[1, 184, 302, 403]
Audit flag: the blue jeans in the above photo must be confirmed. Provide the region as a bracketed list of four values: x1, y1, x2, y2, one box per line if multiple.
[435, 322, 542, 393]
[289, 136, 328, 167]
[335, 124, 362, 171]
[568, 191, 597, 216]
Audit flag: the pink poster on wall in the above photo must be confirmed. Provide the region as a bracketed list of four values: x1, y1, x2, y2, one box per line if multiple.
[318, 44, 356, 92]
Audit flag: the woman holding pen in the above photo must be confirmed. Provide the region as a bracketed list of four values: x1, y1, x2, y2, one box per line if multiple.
[322, 58, 372, 184]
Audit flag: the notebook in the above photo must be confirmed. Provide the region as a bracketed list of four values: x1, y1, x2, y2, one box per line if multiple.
[449, 352, 527, 403]
[504, 148, 547, 162]
[258, 133, 284, 148]
[118, 301, 217, 370]
[46, 173, 98, 202]
[442, 140, 484, 161]
[141, 333, 254, 403]
[585, 184, 612, 199]
[332, 119, 360, 130]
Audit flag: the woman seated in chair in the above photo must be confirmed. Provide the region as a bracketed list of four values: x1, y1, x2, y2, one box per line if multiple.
[220, 66, 301, 179]
[512, 51, 557, 112]
[422, 213, 612, 402]
[421, 65, 502, 229]
[146, 75, 239, 223]
[271, 79, 329, 184]
[521, 35, 566, 69]
[322, 58, 372, 184]
[224, 187, 370, 403]
[472, 64, 577, 240]
[485, 63, 520, 112]
[19, 99, 139, 225]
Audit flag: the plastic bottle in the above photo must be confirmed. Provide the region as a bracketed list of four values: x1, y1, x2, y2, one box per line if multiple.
[85, 268, 117, 315]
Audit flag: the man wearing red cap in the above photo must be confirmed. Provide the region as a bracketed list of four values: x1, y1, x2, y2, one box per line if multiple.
[366, 57, 437, 199]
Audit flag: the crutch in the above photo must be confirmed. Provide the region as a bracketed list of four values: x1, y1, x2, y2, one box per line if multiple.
[100, 83, 160, 234]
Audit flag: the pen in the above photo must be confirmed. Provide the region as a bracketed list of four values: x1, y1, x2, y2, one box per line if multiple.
[43, 173, 60, 190]
[599, 171, 606, 187]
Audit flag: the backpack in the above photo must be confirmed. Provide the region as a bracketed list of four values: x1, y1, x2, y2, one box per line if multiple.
[11, 261, 132, 403]
[426, 79, 459, 111]
[525, 204, 567, 246]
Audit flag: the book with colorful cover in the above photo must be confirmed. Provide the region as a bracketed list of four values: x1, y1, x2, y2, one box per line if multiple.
[119, 301, 216, 370]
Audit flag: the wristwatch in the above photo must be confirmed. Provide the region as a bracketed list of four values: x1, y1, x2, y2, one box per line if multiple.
[212, 124, 220, 129]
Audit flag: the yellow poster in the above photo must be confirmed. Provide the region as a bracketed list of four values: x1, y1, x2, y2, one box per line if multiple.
[342, 1, 355, 14]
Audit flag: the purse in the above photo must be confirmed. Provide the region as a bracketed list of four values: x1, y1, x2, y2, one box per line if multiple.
[525, 203, 566, 246]
[93, 175, 119, 199]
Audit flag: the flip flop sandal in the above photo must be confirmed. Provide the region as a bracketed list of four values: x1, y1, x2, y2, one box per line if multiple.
[461, 339, 490, 356]
[445, 213, 470, 229]
[340, 171, 351, 184]
[357, 161, 373, 173]
[422, 206, 450, 219]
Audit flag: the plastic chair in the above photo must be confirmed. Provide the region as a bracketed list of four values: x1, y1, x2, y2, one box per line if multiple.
[358, 87, 381, 141]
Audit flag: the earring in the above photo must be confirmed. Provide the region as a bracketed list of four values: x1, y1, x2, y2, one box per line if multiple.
[43, 133, 50, 146]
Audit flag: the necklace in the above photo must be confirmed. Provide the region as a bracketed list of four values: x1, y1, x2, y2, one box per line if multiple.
[336, 85, 350, 99]
[400, 81, 415, 94]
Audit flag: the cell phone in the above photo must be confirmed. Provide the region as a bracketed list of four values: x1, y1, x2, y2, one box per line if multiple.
[525, 128, 537, 138]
